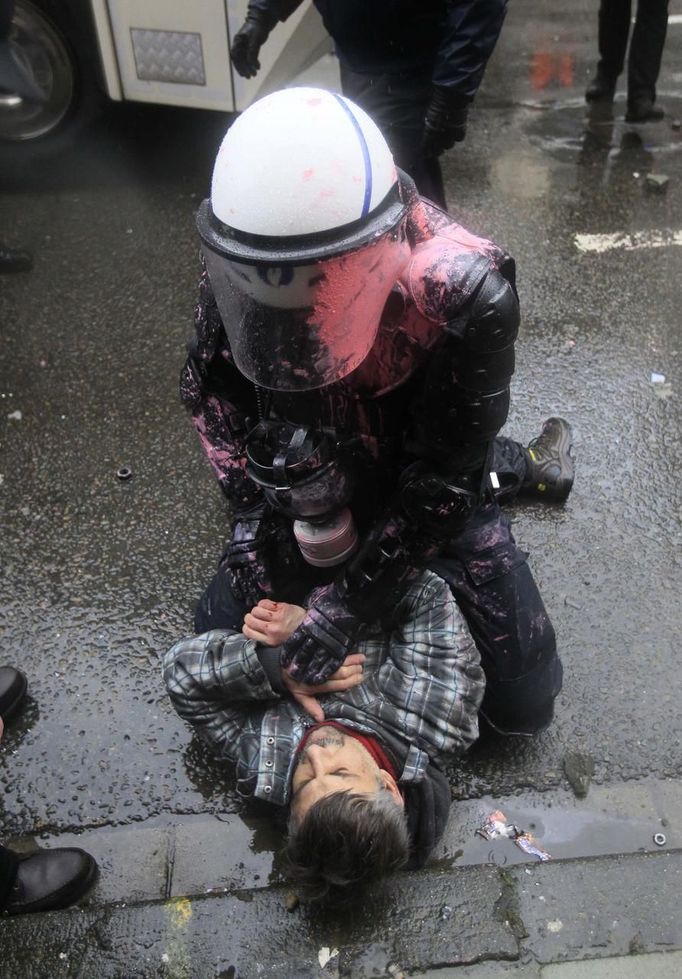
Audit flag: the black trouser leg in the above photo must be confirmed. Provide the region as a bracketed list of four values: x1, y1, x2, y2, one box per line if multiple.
[489, 435, 530, 502]
[0, 843, 19, 910]
[390, 132, 447, 210]
[430, 503, 563, 735]
[596, 0, 632, 79]
[628, 0, 669, 103]
[339, 64, 448, 210]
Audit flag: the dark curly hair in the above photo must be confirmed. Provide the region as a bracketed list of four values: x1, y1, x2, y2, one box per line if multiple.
[283, 788, 410, 903]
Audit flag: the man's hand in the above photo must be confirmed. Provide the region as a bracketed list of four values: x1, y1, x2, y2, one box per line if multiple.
[281, 583, 362, 685]
[242, 600, 307, 646]
[281, 653, 366, 722]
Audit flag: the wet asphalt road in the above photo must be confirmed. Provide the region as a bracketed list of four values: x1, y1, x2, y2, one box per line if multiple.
[0, 0, 681, 902]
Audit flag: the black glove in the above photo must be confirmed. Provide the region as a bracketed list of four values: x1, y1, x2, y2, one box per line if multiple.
[230, 13, 272, 79]
[223, 509, 272, 608]
[422, 86, 469, 157]
[280, 583, 362, 685]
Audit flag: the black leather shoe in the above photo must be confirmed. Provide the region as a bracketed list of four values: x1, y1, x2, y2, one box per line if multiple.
[0, 246, 33, 273]
[0, 666, 27, 721]
[522, 417, 575, 502]
[625, 99, 664, 123]
[4, 848, 98, 915]
[585, 70, 616, 103]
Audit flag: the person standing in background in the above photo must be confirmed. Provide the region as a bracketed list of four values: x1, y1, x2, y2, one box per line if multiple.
[585, 0, 670, 122]
[230, 0, 509, 209]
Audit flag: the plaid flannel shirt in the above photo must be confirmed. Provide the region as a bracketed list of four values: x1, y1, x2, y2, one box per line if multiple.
[163, 570, 485, 806]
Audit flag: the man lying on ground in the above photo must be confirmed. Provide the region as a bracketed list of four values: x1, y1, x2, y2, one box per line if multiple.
[163, 569, 484, 901]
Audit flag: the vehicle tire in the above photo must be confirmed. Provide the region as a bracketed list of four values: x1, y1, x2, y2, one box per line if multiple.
[0, 0, 102, 149]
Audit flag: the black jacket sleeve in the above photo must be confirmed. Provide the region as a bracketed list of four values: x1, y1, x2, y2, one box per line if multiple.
[432, 0, 509, 100]
[246, 0, 306, 27]
[336, 260, 519, 618]
[407, 262, 519, 474]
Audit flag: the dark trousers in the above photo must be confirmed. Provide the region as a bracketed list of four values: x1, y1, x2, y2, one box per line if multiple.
[195, 435, 562, 736]
[0, 843, 19, 909]
[430, 504, 562, 735]
[596, 0, 670, 102]
[340, 64, 447, 210]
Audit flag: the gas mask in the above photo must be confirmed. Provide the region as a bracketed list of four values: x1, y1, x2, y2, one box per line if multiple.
[246, 420, 359, 567]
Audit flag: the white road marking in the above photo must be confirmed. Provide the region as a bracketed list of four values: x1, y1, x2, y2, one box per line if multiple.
[668, 13, 682, 24]
[574, 230, 682, 253]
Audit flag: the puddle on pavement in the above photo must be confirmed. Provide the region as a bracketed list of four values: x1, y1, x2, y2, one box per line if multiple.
[435, 780, 679, 868]
[524, 96, 682, 163]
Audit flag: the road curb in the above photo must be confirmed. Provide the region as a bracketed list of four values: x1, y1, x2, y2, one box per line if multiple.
[1, 850, 681, 978]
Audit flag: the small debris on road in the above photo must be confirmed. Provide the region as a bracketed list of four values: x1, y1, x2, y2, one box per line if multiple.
[116, 466, 133, 481]
[285, 891, 300, 912]
[318, 947, 339, 969]
[645, 173, 669, 193]
[650, 373, 674, 399]
[563, 751, 595, 798]
[477, 809, 551, 861]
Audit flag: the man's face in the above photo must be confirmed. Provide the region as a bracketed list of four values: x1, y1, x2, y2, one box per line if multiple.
[290, 726, 403, 821]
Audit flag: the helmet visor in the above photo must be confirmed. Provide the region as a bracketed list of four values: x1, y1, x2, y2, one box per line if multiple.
[202, 231, 410, 391]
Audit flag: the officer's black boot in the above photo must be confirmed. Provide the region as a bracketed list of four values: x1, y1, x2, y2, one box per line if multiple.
[521, 418, 575, 502]
[625, 98, 664, 123]
[3, 848, 98, 915]
[0, 666, 27, 720]
[585, 69, 617, 103]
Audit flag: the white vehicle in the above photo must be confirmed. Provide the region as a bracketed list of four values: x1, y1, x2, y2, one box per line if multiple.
[2, 0, 334, 143]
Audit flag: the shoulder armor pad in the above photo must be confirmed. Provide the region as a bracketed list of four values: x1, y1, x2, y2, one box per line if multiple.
[406, 236, 496, 322]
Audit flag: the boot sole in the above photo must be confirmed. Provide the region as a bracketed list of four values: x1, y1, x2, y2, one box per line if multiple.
[543, 419, 575, 501]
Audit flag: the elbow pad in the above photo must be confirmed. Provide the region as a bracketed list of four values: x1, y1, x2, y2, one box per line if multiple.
[461, 270, 519, 354]
[409, 270, 518, 454]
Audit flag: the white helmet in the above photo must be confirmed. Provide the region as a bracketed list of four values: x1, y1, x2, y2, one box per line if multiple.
[197, 87, 411, 391]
